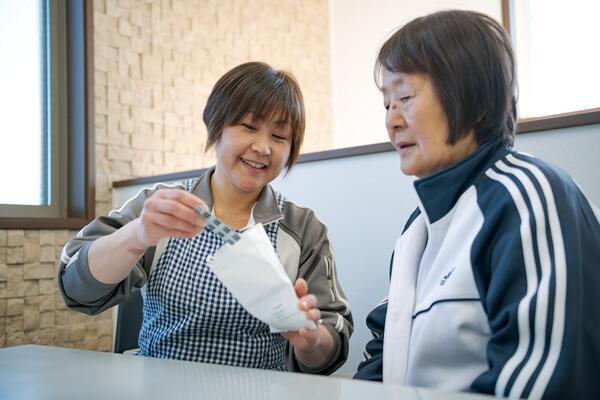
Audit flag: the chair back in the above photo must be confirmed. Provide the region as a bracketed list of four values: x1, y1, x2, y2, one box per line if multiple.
[114, 290, 143, 353]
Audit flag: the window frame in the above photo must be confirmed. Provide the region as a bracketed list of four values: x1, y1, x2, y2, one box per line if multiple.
[502, 0, 600, 133]
[0, 0, 95, 229]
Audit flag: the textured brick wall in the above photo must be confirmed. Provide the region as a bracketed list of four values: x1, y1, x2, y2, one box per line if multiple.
[94, 0, 333, 216]
[0, 230, 112, 350]
[1, 0, 332, 352]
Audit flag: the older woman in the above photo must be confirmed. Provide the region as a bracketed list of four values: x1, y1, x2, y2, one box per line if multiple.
[354, 10, 600, 399]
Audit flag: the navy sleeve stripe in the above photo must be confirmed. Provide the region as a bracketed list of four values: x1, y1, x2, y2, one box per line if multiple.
[486, 166, 542, 397]
[485, 155, 567, 399]
[505, 154, 567, 399]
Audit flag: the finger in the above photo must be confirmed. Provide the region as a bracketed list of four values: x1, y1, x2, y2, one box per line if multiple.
[152, 199, 206, 228]
[169, 228, 199, 238]
[150, 210, 202, 235]
[294, 278, 308, 299]
[307, 308, 321, 321]
[145, 220, 197, 240]
[160, 189, 209, 212]
[299, 294, 317, 310]
[153, 190, 208, 227]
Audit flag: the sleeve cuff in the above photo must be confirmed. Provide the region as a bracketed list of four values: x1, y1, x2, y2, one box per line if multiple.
[61, 242, 119, 304]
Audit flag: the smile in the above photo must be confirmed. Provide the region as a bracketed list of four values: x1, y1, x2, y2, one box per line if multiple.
[241, 158, 267, 169]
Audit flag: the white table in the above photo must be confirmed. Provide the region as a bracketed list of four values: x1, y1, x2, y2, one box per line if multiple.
[0, 345, 492, 400]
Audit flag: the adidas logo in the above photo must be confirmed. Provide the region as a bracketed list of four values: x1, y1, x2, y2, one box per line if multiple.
[439, 267, 455, 286]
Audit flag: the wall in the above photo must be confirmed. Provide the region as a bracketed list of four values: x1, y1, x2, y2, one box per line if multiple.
[329, 0, 502, 148]
[0, 229, 111, 350]
[94, 0, 333, 216]
[0, 0, 332, 352]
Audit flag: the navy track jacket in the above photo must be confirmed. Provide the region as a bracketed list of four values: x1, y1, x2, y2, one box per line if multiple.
[354, 139, 600, 399]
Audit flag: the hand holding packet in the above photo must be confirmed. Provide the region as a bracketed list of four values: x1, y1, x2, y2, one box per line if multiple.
[196, 207, 316, 333]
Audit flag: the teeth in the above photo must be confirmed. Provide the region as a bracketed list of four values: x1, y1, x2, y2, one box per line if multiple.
[242, 159, 266, 169]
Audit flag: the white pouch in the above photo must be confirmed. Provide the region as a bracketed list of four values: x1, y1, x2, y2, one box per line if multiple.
[207, 223, 316, 333]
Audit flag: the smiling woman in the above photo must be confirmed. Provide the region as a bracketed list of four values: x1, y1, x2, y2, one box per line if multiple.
[203, 62, 305, 171]
[57, 61, 353, 376]
[201, 63, 303, 228]
[212, 114, 292, 216]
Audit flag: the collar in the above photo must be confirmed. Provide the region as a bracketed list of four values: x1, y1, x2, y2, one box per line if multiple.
[192, 166, 284, 225]
[413, 138, 509, 224]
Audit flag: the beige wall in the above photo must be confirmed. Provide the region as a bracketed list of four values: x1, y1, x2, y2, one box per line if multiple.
[0, 0, 332, 351]
[330, 0, 502, 148]
[95, 0, 333, 215]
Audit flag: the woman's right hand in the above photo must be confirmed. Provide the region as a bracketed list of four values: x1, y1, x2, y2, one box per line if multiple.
[133, 188, 208, 248]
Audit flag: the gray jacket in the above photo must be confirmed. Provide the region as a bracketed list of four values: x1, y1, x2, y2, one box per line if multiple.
[58, 167, 353, 374]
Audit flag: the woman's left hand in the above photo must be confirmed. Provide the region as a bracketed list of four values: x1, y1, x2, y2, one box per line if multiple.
[281, 278, 322, 351]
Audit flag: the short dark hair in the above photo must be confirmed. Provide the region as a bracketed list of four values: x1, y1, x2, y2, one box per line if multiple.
[203, 61, 305, 170]
[375, 10, 516, 146]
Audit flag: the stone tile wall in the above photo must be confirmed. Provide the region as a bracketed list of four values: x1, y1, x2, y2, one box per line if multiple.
[94, 0, 332, 216]
[0, 230, 112, 350]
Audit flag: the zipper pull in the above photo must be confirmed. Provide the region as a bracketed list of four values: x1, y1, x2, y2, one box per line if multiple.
[325, 256, 334, 289]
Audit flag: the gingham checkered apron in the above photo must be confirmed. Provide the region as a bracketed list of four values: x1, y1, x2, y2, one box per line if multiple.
[138, 179, 287, 370]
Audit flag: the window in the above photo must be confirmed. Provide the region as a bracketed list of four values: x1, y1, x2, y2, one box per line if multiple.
[504, 0, 600, 131]
[0, 0, 94, 229]
[0, 0, 49, 208]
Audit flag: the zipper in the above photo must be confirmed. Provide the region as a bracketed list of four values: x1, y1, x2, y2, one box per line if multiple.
[325, 256, 336, 302]
[324, 255, 351, 316]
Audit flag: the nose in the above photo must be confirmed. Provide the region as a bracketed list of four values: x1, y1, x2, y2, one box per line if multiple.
[251, 132, 271, 156]
[386, 102, 406, 137]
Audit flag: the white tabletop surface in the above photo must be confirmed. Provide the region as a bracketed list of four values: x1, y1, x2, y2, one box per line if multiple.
[0, 345, 492, 400]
